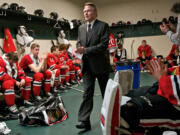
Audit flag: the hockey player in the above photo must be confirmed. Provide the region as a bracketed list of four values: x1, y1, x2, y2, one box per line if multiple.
[47, 46, 69, 91]
[0, 52, 33, 106]
[137, 40, 152, 69]
[19, 43, 51, 101]
[0, 52, 33, 117]
[166, 44, 179, 67]
[120, 60, 180, 134]
[114, 44, 127, 62]
[58, 44, 72, 87]
[66, 44, 82, 83]
[0, 68, 19, 117]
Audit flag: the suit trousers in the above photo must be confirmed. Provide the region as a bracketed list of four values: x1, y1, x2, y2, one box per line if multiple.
[78, 69, 109, 123]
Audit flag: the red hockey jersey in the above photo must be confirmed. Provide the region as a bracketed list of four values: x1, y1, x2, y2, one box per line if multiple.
[157, 66, 180, 106]
[47, 53, 61, 70]
[58, 52, 69, 65]
[0, 68, 13, 82]
[166, 44, 178, 61]
[0, 54, 25, 82]
[19, 54, 40, 72]
[138, 44, 152, 58]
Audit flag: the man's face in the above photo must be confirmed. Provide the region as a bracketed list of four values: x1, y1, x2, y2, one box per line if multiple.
[31, 47, 39, 57]
[175, 48, 179, 56]
[142, 41, 146, 46]
[83, 5, 97, 22]
[53, 48, 59, 56]
[8, 59, 15, 65]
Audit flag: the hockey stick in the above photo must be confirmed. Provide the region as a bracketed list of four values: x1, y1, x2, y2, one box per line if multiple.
[51, 40, 56, 47]
[0, 46, 4, 54]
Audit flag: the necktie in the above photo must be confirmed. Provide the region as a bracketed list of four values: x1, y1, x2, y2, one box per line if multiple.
[88, 24, 91, 33]
[87, 24, 92, 42]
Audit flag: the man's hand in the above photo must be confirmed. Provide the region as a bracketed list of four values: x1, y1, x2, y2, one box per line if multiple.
[20, 79, 25, 87]
[121, 58, 126, 62]
[41, 53, 48, 60]
[168, 60, 173, 63]
[160, 22, 170, 33]
[142, 52, 146, 59]
[75, 46, 86, 54]
[146, 59, 168, 80]
[16, 81, 21, 88]
[61, 65, 69, 70]
[74, 59, 81, 64]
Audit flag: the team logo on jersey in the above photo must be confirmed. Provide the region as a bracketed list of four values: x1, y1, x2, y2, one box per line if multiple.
[50, 58, 54, 62]
[60, 57, 65, 62]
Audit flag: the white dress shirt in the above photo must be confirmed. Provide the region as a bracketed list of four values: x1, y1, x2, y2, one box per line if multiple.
[87, 20, 95, 32]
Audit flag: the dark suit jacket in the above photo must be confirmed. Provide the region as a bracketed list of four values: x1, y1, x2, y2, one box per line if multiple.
[77, 19, 111, 75]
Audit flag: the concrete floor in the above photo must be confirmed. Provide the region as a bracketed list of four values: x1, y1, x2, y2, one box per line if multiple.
[4, 72, 156, 135]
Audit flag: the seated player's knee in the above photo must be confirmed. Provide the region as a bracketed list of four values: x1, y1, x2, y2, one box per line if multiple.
[33, 72, 44, 81]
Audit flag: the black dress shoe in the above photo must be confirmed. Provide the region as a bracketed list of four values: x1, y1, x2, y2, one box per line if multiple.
[76, 122, 91, 130]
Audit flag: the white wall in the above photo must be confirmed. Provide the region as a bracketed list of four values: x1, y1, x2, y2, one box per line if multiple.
[0, 0, 82, 56]
[1, 0, 82, 20]
[97, 0, 178, 24]
[123, 35, 173, 59]
[95, 0, 179, 58]
[0, 0, 179, 58]
[0, 39, 78, 56]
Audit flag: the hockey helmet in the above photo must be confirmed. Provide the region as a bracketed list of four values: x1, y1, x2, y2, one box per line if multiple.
[34, 9, 44, 17]
[141, 19, 147, 24]
[117, 31, 125, 39]
[127, 21, 131, 25]
[175, 17, 178, 23]
[1, 3, 9, 10]
[18, 6, 26, 14]
[137, 20, 142, 25]
[168, 16, 175, 23]
[117, 21, 123, 26]
[70, 19, 82, 29]
[50, 12, 58, 20]
[171, 2, 180, 14]
[146, 20, 152, 24]
[10, 3, 19, 11]
[111, 23, 116, 26]
[162, 18, 168, 24]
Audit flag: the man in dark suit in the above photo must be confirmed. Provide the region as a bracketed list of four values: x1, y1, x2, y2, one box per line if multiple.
[75, 2, 110, 131]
